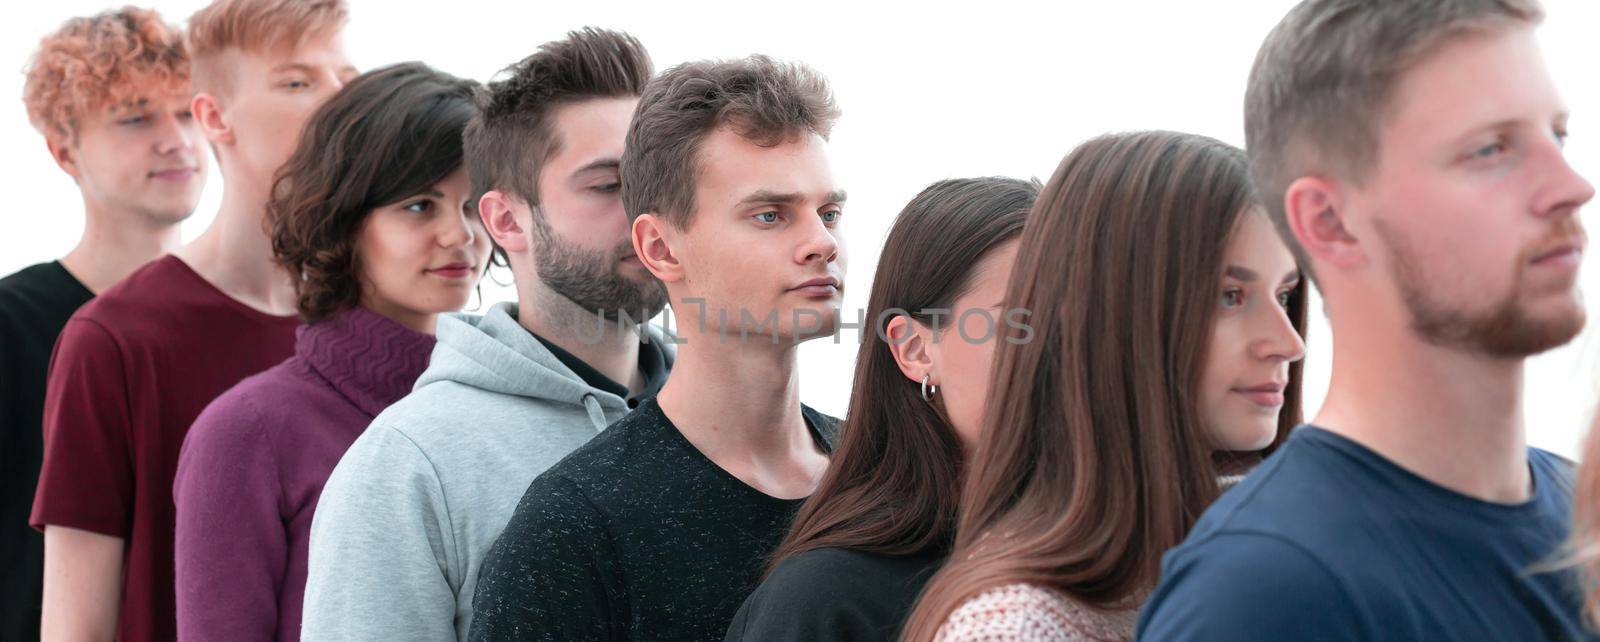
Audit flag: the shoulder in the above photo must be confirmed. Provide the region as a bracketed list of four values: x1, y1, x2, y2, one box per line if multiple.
[362, 380, 524, 450]
[733, 549, 940, 641]
[772, 547, 940, 605]
[937, 583, 1136, 642]
[1138, 530, 1364, 640]
[540, 403, 654, 479]
[802, 404, 841, 447]
[60, 263, 191, 346]
[0, 262, 66, 303]
[187, 364, 319, 445]
[756, 549, 886, 603]
[1530, 447, 1577, 499]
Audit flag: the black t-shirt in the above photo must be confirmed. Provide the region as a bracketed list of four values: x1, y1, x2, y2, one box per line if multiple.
[724, 548, 945, 642]
[0, 261, 93, 641]
[469, 397, 839, 642]
[1138, 426, 1596, 642]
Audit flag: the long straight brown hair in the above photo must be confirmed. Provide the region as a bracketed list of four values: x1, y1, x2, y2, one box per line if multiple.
[901, 131, 1308, 640]
[768, 177, 1039, 568]
[1569, 415, 1600, 629]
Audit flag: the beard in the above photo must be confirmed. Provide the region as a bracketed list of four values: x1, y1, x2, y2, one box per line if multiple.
[1373, 218, 1585, 358]
[530, 215, 668, 323]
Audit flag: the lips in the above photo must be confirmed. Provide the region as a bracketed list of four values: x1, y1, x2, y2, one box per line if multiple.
[1233, 382, 1286, 408]
[427, 262, 474, 279]
[1529, 242, 1583, 267]
[790, 277, 842, 298]
[150, 167, 198, 181]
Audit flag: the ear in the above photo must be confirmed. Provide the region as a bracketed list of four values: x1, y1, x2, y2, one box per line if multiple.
[46, 137, 79, 180]
[478, 190, 530, 253]
[191, 92, 234, 146]
[1284, 175, 1365, 271]
[884, 314, 935, 386]
[633, 213, 685, 284]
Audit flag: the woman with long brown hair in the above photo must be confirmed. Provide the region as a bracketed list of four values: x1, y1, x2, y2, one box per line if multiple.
[1570, 420, 1600, 631]
[724, 177, 1039, 641]
[901, 131, 1309, 641]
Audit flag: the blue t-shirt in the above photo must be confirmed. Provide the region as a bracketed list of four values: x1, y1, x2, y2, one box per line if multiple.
[1137, 426, 1594, 642]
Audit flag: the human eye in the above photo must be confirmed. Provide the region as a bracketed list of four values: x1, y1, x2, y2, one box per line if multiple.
[1220, 287, 1244, 309]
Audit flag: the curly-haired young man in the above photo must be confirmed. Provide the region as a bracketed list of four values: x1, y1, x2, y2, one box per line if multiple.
[28, 1, 354, 640]
[0, 9, 203, 640]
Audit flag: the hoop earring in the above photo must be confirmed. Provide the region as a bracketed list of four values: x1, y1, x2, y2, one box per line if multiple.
[921, 374, 939, 402]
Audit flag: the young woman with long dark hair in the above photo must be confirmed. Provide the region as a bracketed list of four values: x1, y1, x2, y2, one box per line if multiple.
[901, 131, 1309, 641]
[725, 176, 1038, 641]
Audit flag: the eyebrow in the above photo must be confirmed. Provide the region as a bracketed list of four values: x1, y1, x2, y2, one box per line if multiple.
[1224, 265, 1302, 285]
[736, 189, 849, 206]
[411, 189, 443, 199]
[269, 62, 315, 75]
[1452, 112, 1570, 144]
[572, 158, 621, 175]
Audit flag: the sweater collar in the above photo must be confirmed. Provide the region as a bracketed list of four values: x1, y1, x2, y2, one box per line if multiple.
[297, 306, 436, 417]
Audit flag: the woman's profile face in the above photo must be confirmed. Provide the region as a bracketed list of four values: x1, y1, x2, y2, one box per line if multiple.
[1198, 210, 1306, 452]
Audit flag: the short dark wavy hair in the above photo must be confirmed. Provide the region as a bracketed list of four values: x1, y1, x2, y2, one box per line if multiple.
[621, 55, 839, 229]
[267, 61, 481, 322]
[463, 27, 652, 209]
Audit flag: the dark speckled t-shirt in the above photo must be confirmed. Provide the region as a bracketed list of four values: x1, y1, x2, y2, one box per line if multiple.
[469, 397, 838, 642]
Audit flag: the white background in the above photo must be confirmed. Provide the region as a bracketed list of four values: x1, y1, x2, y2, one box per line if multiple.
[3, 0, 1598, 456]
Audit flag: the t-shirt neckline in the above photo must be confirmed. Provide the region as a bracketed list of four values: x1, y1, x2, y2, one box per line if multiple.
[1294, 425, 1556, 519]
[643, 397, 833, 506]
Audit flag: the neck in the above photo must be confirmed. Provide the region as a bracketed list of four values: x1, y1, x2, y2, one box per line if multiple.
[175, 174, 296, 316]
[1314, 302, 1530, 503]
[656, 315, 810, 457]
[517, 281, 643, 394]
[59, 199, 181, 294]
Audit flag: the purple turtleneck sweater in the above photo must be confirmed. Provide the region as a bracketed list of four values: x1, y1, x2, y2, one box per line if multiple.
[173, 306, 435, 641]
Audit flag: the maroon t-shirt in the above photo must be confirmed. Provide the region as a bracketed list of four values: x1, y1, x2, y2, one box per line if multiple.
[30, 254, 298, 642]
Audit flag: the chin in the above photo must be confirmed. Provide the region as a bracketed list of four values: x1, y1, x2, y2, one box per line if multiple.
[1220, 420, 1278, 453]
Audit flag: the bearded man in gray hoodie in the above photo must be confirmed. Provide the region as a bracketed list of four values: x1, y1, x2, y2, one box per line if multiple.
[300, 28, 670, 641]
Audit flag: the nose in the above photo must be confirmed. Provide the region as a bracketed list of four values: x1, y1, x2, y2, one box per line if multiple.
[153, 111, 196, 156]
[438, 201, 477, 249]
[1532, 137, 1595, 219]
[794, 212, 841, 267]
[1252, 296, 1306, 364]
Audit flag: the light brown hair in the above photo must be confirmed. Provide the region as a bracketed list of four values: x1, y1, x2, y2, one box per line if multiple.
[23, 7, 189, 143]
[1570, 416, 1600, 629]
[620, 55, 839, 229]
[185, 0, 349, 95]
[769, 177, 1039, 569]
[1244, 0, 1543, 277]
[901, 131, 1308, 640]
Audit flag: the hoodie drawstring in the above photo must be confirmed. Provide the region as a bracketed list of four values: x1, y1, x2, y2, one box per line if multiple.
[581, 394, 608, 433]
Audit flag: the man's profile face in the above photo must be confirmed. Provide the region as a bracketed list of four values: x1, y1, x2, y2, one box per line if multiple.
[528, 97, 666, 322]
[216, 33, 357, 186]
[1348, 26, 1594, 357]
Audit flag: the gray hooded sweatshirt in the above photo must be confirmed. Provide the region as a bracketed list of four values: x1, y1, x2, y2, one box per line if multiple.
[300, 301, 673, 641]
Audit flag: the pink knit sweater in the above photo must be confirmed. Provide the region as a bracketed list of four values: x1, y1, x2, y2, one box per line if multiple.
[932, 583, 1141, 641]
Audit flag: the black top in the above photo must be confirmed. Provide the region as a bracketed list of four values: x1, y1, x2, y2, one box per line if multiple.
[725, 548, 945, 642]
[529, 330, 669, 409]
[469, 397, 839, 642]
[1138, 426, 1596, 642]
[0, 261, 93, 642]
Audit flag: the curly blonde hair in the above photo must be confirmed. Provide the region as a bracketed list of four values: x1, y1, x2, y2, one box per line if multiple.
[22, 6, 190, 143]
